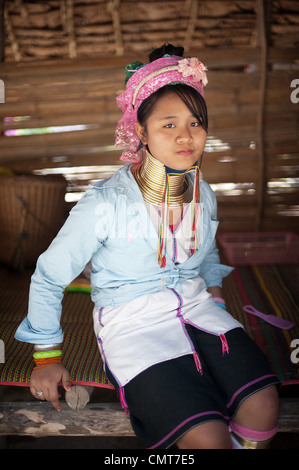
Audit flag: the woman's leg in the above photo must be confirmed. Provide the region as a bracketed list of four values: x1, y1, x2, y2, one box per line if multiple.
[176, 421, 232, 449]
[185, 326, 280, 449]
[230, 385, 279, 448]
[233, 385, 279, 430]
[106, 355, 233, 449]
[176, 386, 279, 449]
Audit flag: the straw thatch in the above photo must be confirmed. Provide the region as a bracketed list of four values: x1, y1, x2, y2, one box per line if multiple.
[2, 1, 299, 62]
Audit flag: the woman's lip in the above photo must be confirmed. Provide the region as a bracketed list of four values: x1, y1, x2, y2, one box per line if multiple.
[177, 149, 193, 155]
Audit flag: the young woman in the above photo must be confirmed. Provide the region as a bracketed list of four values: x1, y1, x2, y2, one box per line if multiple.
[15, 44, 279, 449]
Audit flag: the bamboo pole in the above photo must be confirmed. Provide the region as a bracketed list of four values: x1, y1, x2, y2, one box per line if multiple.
[4, 5, 22, 61]
[107, 0, 124, 56]
[66, 0, 77, 59]
[255, 0, 268, 231]
[184, 0, 199, 52]
[0, 0, 5, 62]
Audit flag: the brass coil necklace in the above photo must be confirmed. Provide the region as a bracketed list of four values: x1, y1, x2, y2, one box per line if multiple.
[131, 151, 200, 269]
[131, 151, 193, 207]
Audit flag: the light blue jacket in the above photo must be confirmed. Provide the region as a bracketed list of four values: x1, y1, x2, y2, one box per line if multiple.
[15, 165, 232, 345]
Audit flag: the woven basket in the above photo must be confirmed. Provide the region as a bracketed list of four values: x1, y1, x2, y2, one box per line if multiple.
[0, 174, 67, 269]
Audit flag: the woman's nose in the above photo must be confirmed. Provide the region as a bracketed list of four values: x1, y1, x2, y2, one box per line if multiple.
[176, 127, 193, 143]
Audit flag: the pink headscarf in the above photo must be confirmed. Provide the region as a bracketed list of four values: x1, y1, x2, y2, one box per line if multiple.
[115, 55, 208, 163]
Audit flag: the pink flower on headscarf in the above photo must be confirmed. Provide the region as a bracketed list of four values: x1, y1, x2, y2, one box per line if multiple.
[177, 58, 208, 86]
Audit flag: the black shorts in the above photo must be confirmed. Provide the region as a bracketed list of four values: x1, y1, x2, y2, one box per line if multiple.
[106, 326, 279, 449]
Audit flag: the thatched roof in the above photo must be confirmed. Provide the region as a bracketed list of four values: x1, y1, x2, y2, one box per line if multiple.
[2, 0, 299, 63]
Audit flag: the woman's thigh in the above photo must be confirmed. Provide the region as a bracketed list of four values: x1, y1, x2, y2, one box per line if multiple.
[106, 355, 230, 449]
[187, 326, 280, 417]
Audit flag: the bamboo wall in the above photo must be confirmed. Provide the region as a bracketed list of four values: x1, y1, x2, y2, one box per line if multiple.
[0, 46, 298, 233]
[0, 0, 298, 234]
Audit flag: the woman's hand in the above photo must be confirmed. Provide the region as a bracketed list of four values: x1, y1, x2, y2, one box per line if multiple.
[207, 286, 223, 298]
[30, 363, 71, 411]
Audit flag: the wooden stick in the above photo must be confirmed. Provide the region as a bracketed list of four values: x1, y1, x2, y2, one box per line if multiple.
[66, 0, 77, 59]
[184, 0, 199, 52]
[107, 0, 124, 56]
[4, 5, 22, 61]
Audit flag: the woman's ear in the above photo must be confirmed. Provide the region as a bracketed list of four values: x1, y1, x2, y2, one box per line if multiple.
[135, 122, 147, 145]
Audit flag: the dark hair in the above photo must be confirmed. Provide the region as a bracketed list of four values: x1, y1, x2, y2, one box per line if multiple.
[149, 43, 184, 62]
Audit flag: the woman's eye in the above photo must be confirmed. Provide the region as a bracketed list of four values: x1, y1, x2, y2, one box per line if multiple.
[164, 123, 175, 128]
[190, 121, 199, 127]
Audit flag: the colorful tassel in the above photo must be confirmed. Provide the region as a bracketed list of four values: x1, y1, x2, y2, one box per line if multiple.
[190, 165, 200, 255]
[193, 352, 203, 375]
[119, 386, 129, 414]
[158, 174, 169, 267]
[220, 334, 229, 355]
[157, 165, 201, 268]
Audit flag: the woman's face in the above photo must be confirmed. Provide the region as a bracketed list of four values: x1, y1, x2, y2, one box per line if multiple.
[135, 91, 207, 171]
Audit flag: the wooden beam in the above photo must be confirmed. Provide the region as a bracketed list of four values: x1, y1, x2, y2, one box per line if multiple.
[2, 47, 291, 74]
[0, 398, 298, 438]
[66, 0, 77, 59]
[0, 402, 134, 438]
[107, 0, 124, 56]
[0, 0, 5, 62]
[60, 0, 77, 59]
[184, 0, 199, 52]
[4, 5, 22, 62]
[15, 0, 32, 27]
[255, 0, 268, 231]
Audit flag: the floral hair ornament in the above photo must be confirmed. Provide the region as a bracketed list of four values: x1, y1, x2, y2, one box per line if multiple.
[115, 55, 208, 162]
[177, 58, 208, 85]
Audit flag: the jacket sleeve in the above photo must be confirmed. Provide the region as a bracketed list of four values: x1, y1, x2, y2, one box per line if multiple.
[15, 189, 105, 344]
[199, 182, 233, 288]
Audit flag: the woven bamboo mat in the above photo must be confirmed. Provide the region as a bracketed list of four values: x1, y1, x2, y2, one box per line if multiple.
[222, 265, 299, 385]
[0, 267, 110, 388]
[0, 264, 298, 388]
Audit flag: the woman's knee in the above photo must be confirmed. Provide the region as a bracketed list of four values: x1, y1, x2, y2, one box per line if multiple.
[176, 421, 231, 449]
[234, 385, 279, 430]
